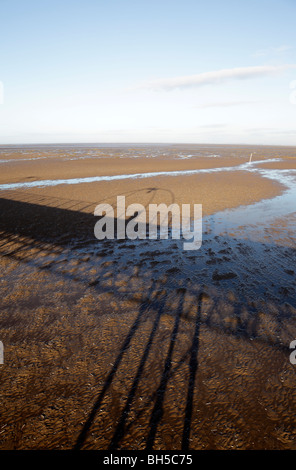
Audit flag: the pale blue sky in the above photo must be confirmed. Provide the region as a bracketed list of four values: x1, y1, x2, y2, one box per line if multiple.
[0, 0, 295, 145]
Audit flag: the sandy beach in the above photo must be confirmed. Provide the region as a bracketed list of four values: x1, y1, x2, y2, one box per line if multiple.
[0, 143, 296, 450]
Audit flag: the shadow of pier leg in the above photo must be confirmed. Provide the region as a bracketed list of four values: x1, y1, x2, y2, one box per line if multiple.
[74, 282, 157, 450]
[108, 289, 167, 450]
[145, 290, 185, 451]
[181, 292, 202, 450]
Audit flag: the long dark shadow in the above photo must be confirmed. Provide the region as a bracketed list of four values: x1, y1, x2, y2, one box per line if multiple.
[109, 289, 168, 450]
[123, 338, 200, 435]
[74, 280, 159, 450]
[181, 291, 203, 450]
[145, 289, 185, 450]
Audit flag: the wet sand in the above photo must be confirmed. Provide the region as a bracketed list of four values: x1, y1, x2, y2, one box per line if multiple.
[0, 144, 296, 450]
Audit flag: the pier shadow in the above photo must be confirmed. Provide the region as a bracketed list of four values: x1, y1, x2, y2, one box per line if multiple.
[0, 191, 296, 450]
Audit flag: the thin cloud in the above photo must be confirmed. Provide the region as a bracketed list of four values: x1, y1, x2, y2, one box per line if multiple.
[248, 127, 296, 136]
[138, 64, 296, 91]
[252, 45, 293, 57]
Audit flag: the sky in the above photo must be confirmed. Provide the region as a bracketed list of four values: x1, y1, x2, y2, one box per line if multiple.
[0, 0, 296, 145]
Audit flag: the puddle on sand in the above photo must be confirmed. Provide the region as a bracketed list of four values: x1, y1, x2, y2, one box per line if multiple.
[206, 165, 296, 239]
[179, 162, 296, 306]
